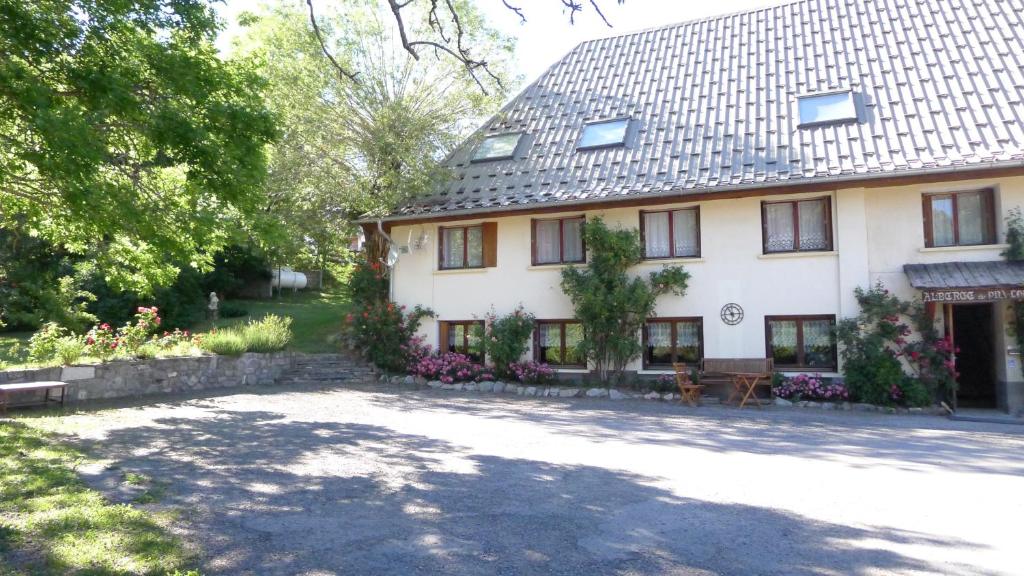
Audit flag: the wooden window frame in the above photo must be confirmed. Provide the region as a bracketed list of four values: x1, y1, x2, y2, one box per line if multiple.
[533, 319, 585, 367]
[764, 315, 837, 370]
[438, 223, 497, 270]
[439, 320, 485, 362]
[642, 317, 704, 369]
[922, 188, 997, 248]
[639, 207, 702, 260]
[531, 216, 586, 266]
[761, 197, 833, 254]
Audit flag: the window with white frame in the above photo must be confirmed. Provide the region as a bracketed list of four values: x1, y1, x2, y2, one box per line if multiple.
[641, 208, 700, 259]
[797, 91, 858, 126]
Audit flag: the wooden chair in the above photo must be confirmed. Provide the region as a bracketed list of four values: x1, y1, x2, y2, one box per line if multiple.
[673, 362, 705, 407]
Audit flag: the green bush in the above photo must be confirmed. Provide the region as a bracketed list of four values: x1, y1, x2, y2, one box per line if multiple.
[476, 305, 536, 378]
[199, 330, 247, 356]
[346, 302, 433, 372]
[27, 322, 68, 364]
[240, 315, 293, 352]
[55, 336, 86, 366]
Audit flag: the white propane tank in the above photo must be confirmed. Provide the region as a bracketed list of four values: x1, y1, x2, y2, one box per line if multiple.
[272, 268, 308, 290]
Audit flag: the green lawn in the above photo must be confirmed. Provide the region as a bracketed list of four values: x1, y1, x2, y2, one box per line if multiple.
[0, 289, 352, 371]
[196, 289, 351, 354]
[0, 421, 198, 575]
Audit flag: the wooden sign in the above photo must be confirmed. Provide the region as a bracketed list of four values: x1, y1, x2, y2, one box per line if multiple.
[922, 287, 1024, 303]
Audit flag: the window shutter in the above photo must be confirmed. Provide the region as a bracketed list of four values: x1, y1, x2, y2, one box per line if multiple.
[482, 222, 498, 267]
[439, 322, 450, 353]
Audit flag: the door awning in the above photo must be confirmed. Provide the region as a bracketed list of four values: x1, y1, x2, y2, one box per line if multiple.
[903, 260, 1024, 303]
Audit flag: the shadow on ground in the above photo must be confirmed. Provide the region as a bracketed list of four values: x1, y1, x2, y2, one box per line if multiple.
[82, 404, 985, 576]
[354, 386, 1024, 478]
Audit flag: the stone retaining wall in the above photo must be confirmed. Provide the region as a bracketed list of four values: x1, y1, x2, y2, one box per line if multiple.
[0, 353, 297, 404]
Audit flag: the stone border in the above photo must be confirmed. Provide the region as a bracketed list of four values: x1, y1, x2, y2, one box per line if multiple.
[380, 374, 946, 415]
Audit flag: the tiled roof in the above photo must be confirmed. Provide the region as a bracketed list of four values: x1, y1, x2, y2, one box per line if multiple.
[904, 261, 1024, 290]
[390, 0, 1024, 219]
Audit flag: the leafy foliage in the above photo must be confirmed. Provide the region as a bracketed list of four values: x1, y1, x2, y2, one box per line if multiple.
[474, 305, 536, 378]
[346, 301, 433, 372]
[239, 314, 293, 353]
[836, 283, 954, 407]
[560, 218, 690, 382]
[0, 0, 277, 294]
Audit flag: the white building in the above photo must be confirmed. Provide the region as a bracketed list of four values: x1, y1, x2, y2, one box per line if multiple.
[366, 0, 1024, 413]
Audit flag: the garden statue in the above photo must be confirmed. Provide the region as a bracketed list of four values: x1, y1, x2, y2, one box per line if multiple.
[208, 292, 219, 320]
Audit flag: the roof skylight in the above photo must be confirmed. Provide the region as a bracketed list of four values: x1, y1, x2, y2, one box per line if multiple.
[798, 91, 858, 127]
[472, 132, 522, 162]
[578, 118, 629, 150]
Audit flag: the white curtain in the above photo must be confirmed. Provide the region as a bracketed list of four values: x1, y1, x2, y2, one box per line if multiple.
[644, 212, 670, 257]
[764, 203, 795, 252]
[562, 219, 584, 262]
[443, 228, 464, 268]
[647, 322, 671, 347]
[467, 226, 483, 266]
[536, 220, 560, 263]
[931, 195, 955, 246]
[957, 191, 985, 245]
[798, 200, 828, 250]
[672, 209, 699, 257]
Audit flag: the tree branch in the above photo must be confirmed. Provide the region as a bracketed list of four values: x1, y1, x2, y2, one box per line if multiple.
[305, 0, 360, 82]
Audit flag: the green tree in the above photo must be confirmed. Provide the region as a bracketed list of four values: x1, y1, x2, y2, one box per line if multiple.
[0, 0, 277, 294]
[560, 218, 690, 383]
[232, 2, 512, 269]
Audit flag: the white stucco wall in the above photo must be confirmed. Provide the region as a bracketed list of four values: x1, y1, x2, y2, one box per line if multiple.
[389, 174, 1024, 386]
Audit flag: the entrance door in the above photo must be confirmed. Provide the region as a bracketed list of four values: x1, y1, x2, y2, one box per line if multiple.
[952, 303, 996, 408]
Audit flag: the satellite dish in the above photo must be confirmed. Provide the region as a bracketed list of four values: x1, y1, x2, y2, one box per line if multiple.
[385, 246, 400, 267]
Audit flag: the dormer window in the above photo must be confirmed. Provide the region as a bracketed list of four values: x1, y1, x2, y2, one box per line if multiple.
[578, 118, 629, 150]
[471, 132, 522, 162]
[797, 90, 858, 127]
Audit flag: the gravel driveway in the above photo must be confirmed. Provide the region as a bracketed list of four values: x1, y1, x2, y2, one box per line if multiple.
[49, 383, 1024, 575]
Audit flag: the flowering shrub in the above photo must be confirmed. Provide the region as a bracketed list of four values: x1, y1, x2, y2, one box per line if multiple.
[118, 306, 161, 354]
[346, 300, 433, 372]
[408, 351, 494, 383]
[346, 258, 389, 307]
[507, 361, 555, 385]
[773, 373, 849, 402]
[84, 322, 119, 360]
[836, 283, 954, 407]
[476, 305, 536, 378]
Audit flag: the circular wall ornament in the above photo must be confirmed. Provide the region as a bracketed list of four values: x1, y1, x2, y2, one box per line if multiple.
[720, 303, 744, 326]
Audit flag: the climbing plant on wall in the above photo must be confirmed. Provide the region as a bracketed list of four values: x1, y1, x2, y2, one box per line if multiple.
[1001, 207, 1024, 356]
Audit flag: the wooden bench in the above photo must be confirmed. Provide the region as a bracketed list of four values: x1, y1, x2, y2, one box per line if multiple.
[700, 358, 774, 408]
[0, 382, 67, 415]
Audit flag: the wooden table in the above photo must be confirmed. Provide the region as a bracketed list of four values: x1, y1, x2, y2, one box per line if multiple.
[0, 381, 67, 415]
[723, 372, 770, 409]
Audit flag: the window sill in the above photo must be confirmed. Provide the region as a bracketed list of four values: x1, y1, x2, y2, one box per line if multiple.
[637, 369, 674, 375]
[919, 243, 1008, 254]
[553, 367, 589, 374]
[638, 257, 704, 265]
[433, 267, 489, 275]
[758, 250, 838, 260]
[527, 263, 584, 271]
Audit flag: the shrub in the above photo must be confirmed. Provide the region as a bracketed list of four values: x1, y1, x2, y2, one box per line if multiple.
[346, 257, 389, 307]
[560, 218, 690, 382]
[476, 305, 536, 378]
[27, 322, 69, 364]
[346, 301, 433, 372]
[837, 283, 953, 407]
[507, 361, 555, 385]
[199, 330, 247, 356]
[408, 352, 494, 383]
[54, 336, 86, 366]
[773, 373, 849, 402]
[240, 315, 293, 352]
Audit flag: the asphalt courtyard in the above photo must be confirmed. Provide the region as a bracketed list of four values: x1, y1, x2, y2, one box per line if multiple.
[44, 384, 1024, 575]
